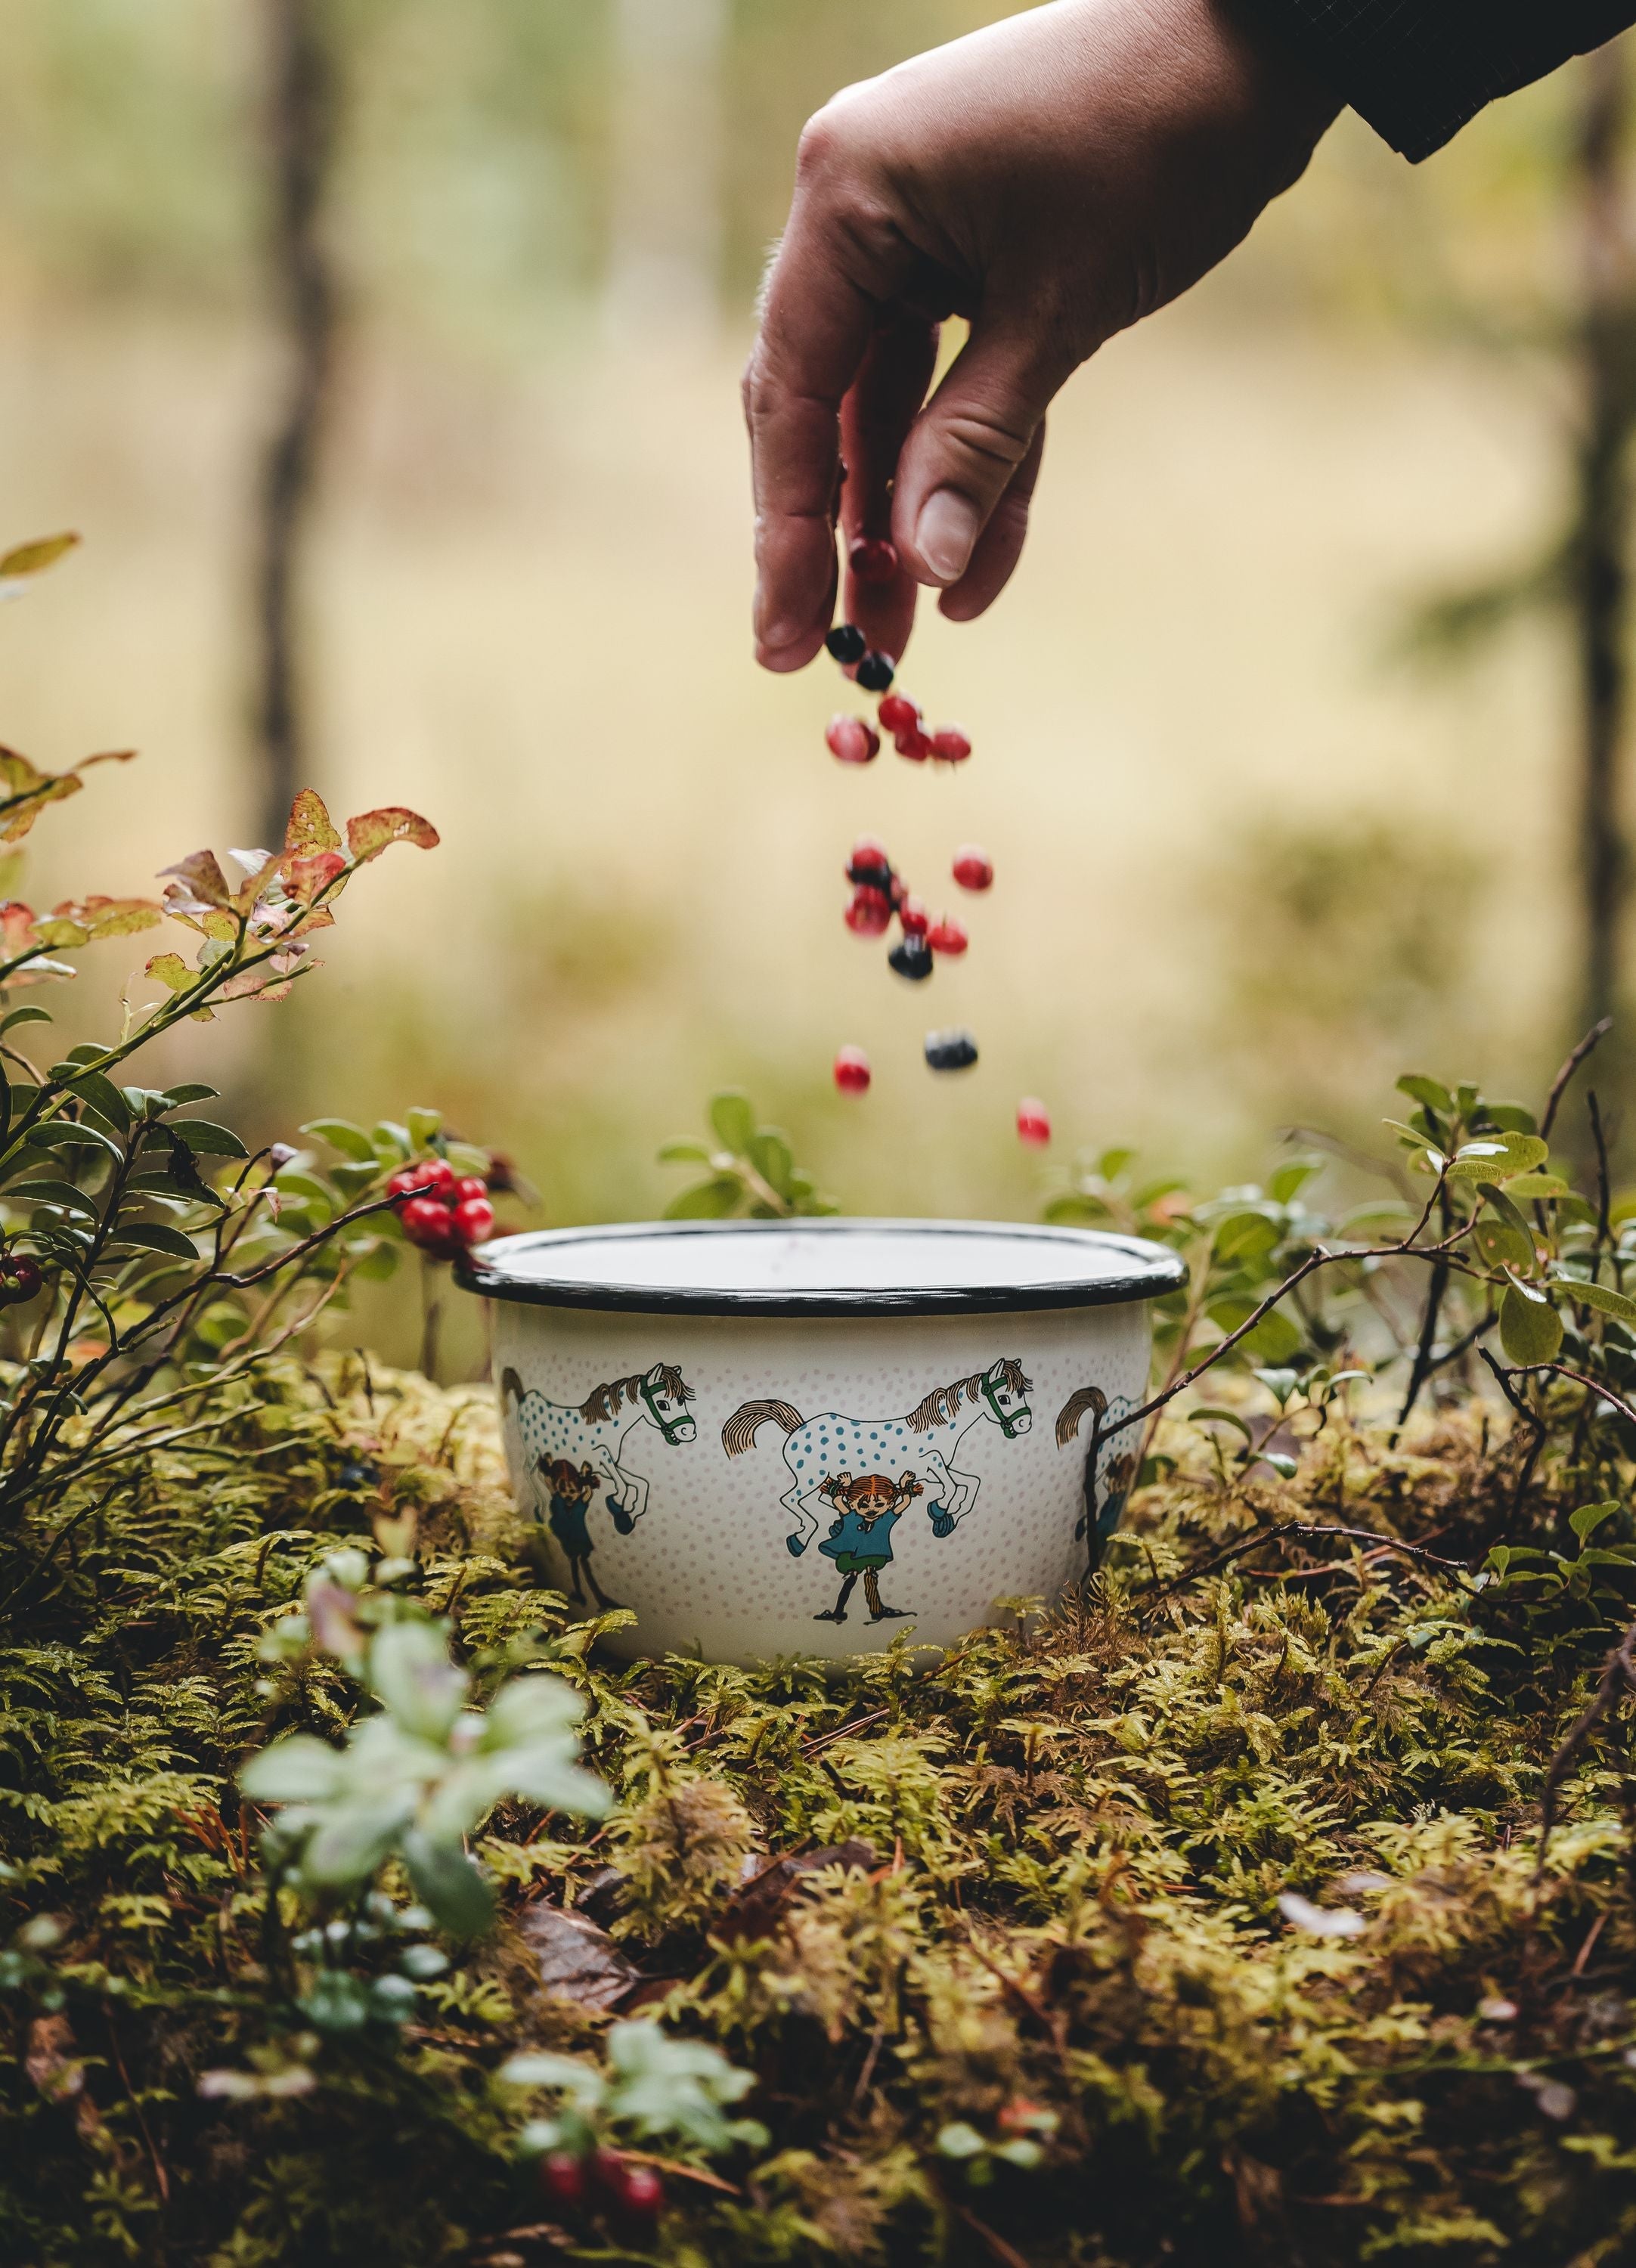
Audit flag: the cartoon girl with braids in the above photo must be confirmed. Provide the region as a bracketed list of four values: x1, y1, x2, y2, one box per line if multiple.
[813, 1469, 928, 1625]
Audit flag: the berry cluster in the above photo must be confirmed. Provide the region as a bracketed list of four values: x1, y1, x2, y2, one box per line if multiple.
[843, 837, 971, 981]
[539, 2146, 663, 2224]
[0, 1251, 42, 1305]
[387, 1157, 495, 1259]
[823, 634, 973, 772]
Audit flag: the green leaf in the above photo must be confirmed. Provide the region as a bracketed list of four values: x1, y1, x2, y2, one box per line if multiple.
[0, 532, 79, 580]
[401, 1829, 494, 1939]
[163, 1083, 219, 1106]
[1241, 1307, 1303, 1364]
[1569, 1500, 1620, 1544]
[302, 1117, 376, 1162]
[1500, 1173, 1571, 1201]
[239, 1734, 343, 1802]
[1478, 1103, 1538, 1136]
[1268, 1159, 1320, 1205]
[1190, 1406, 1254, 1443]
[1382, 1119, 1444, 1169]
[8, 1179, 98, 1217]
[1097, 1147, 1135, 1180]
[31, 1120, 122, 1164]
[1448, 1132, 1548, 1182]
[1211, 1210, 1279, 1263]
[172, 1119, 248, 1158]
[662, 1176, 742, 1221]
[0, 1005, 51, 1036]
[708, 1090, 755, 1155]
[1396, 1074, 1454, 1117]
[1499, 1281, 1563, 1366]
[656, 1139, 712, 1165]
[747, 1129, 795, 1200]
[406, 1107, 442, 1151]
[1565, 1278, 1636, 1323]
[1043, 1191, 1111, 1225]
[110, 1222, 201, 1261]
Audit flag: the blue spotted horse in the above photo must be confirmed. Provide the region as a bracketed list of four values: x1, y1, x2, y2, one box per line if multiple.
[720, 1358, 1032, 1557]
[501, 1363, 696, 1532]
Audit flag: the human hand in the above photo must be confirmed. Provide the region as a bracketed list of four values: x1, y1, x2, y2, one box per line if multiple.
[745, 0, 1339, 671]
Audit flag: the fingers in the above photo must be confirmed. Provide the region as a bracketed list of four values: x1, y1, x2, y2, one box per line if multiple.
[937, 419, 1046, 624]
[744, 120, 903, 671]
[838, 314, 940, 665]
[891, 318, 1069, 595]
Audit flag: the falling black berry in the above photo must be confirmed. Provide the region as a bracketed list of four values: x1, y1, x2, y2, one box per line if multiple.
[925, 1027, 978, 1071]
[826, 624, 867, 665]
[888, 935, 934, 982]
[855, 649, 896, 692]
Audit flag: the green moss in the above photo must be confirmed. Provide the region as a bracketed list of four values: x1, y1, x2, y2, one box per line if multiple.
[3, 1361, 1634, 2266]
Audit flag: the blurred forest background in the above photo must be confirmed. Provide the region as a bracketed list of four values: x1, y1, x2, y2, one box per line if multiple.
[1, 0, 1632, 1347]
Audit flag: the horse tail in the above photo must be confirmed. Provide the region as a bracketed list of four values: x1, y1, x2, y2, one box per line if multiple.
[500, 1367, 527, 1411]
[722, 1399, 804, 1457]
[1055, 1384, 1107, 1448]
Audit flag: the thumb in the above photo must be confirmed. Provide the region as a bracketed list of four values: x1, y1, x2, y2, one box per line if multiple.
[891, 318, 1070, 589]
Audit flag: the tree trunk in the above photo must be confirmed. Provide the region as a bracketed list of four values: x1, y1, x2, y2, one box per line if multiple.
[1574, 39, 1634, 1032]
[254, 0, 340, 852]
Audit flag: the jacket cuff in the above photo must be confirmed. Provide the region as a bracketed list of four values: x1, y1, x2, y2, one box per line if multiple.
[1241, 0, 1635, 161]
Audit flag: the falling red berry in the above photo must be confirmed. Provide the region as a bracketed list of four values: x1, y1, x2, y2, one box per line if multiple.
[539, 2152, 587, 2211]
[877, 693, 919, 736]
[833, 1045, 871, 1095]
[849, 537, 898, 584]
[844, 886, 892, 937]
[952, 846, 993, 892]
[927, 916, 968, 956]
[898, 897, 929, 937]
[1017, 1098, 1052, 1145]
[894, 729, 932, 763]
[454, 1195, 495, 1245]
[825, 715, 880, 767]
[931, 727, 971, 764]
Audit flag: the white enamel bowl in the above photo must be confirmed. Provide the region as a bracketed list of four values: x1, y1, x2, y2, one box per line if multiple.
[458, 1219, 1184, 1667]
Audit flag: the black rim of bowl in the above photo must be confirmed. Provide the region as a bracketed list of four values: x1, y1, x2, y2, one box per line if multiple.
[454, 1217, 1188, 1319]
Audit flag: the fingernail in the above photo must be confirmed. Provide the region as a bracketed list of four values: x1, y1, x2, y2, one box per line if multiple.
[915, 489, 981, 584]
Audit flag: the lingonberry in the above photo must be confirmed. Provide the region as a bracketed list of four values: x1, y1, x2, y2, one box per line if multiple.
[844, 887, 892, 938]
[386, 1167, 419, 1198]
[618, 2165, 665, 2219]
[848, 536, 898, 584]
[410, 1156, 456, 1194]
[952, 845, 994, 892]
[877, 693, 919, 736]
[898, 897, 929, 937]
[539, 2152, 587, 2211]
[925, 1027, 979, 1071]
[931, 727, 971, 763]
[454, 1176, 489, 1203]
[588, 2149, 627, 2195]
[846, 841, 893, 890]
[400, 1195, 460, 1254]
[454, 1194, 495, 1245]
[833, 1045, 872, 1095]
[855, 650, 895, 693]
[1017, 1098, 1052, 1145]
[927, 915, 968, 956]
[6, 1256, 41, 1302]
[825, 622, 866, 665]
[825, 714, 880, 766]
[895, 729, 933, 763]
[888, 934, 934, 982]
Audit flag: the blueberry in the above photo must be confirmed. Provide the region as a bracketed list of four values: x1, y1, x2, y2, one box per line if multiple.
[855, 649, 896, 692]
[826, 624, 866, 665]
[888, 935, 934, 982]
[924, 1027, 978, 1071]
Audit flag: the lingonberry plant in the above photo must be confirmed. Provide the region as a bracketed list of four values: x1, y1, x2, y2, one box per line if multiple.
[659, 1089, 835, 1219]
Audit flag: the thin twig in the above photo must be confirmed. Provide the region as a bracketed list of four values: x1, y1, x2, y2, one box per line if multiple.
[1478, 1349, 1550, 1526]
[1541, 1017, 1613, 1141]
[1134, 1521, 1471, 1614]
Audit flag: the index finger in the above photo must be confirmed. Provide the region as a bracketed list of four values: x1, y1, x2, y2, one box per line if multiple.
[744, 193, 894, 671]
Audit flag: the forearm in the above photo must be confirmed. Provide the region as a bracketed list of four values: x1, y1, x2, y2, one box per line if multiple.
[1239, 0, 1636, 159]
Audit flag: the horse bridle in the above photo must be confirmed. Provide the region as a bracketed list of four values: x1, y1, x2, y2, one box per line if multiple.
[639, 1375, 693, 1443]
[981, 1371, 1031, 1438]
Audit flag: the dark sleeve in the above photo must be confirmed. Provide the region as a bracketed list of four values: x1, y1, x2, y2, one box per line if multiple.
[1242, 1, 1636, 159]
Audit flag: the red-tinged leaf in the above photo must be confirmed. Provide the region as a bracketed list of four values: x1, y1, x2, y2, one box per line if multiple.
[283, 904, 336, 937]
[515, 1902, 643, 2014]
[0, 532, 79, 581]
[345, 807, 439, 863]
[284, 789, 341, 857]
[145, 952, 194, 994]
[36, 896, 162, 947]
[76, 750, 137, 772]
[5, 956, 77, 988]
[160, 851, 234, 910]
[0, 902, 39, 956]
[281, 849, 348, 904]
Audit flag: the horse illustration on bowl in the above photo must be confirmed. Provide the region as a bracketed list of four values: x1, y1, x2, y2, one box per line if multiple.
[501, 1362, 696, 1536]
[720, 1356, 1032, 1557]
